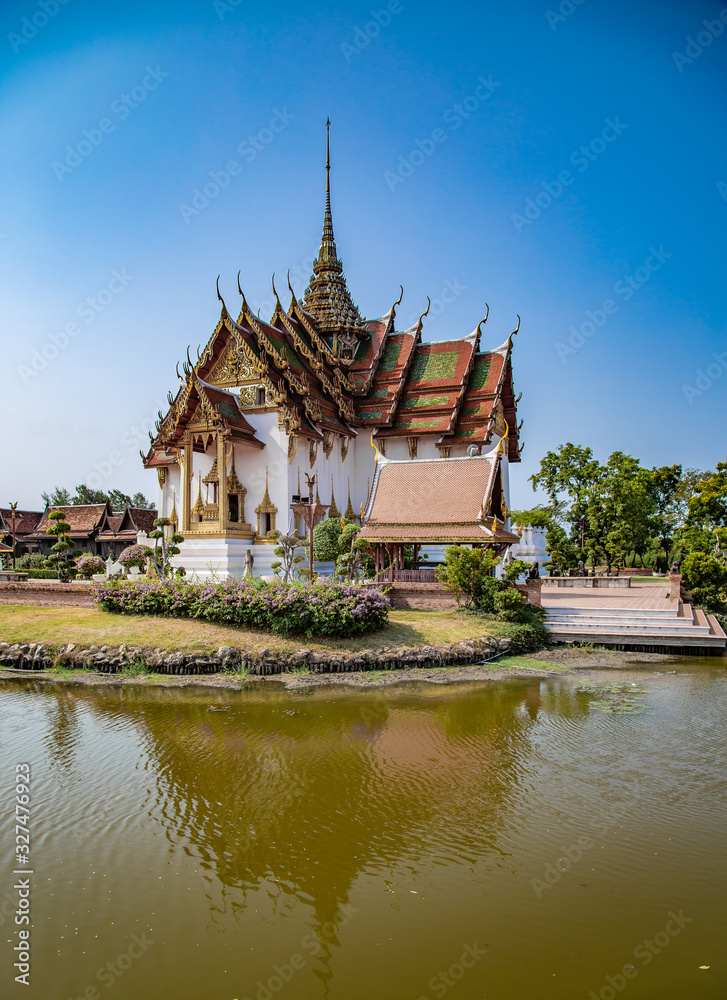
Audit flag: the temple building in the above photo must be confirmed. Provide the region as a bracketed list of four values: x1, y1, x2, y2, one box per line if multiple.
[142, 125, 523, 579]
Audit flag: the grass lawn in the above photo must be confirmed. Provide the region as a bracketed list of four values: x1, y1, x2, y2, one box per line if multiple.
[0, 604, 504, 656]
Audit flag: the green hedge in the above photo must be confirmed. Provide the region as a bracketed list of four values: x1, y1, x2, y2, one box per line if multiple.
[27, 570, 59, 580]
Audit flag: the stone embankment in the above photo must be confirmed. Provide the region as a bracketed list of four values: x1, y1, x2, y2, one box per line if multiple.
[0, 636, 513, 675]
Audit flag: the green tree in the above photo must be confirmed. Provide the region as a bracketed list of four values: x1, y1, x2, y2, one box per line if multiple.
[530, 443, 602, 547]
[131, 492, 154, 509]
[688, 461, 727, 528]
[45, 510, 81, 582]
[509, 505, 556, 530]
[71, 484, 109, 505]
[41, 487, 72, 507]
[681, 551, 727, 612]
[435, 546, 501, 608]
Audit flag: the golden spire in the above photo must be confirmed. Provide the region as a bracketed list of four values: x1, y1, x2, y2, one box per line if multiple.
[328, 476, 341, 518]
[170, 490, 178, 530]
[344, 477, 356, 520]
[193, 474, 204, 516]
[315, 478, 321, 504]
[303, 119, 365, 341]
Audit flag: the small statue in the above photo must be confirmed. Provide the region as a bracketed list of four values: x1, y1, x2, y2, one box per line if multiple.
[527, 561, 540, 580]
[578, 559, 587, 577]
[670, 560, 681, 574]
[243, 549, 254, 579]
[549, 560, 560, 577]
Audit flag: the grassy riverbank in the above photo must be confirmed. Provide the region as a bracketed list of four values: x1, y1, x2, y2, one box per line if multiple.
[0, 603, 512, 656]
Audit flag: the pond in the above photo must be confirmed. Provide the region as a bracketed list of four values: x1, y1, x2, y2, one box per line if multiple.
[1, 660, 725, 999]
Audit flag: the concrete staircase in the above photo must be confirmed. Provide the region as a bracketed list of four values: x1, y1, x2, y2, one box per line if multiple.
[544, 601, 726, 654]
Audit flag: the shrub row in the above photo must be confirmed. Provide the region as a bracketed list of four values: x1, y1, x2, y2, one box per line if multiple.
[91, 577, 390, 638]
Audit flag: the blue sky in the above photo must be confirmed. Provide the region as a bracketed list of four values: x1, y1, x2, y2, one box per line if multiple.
[1, 0, 725, 509]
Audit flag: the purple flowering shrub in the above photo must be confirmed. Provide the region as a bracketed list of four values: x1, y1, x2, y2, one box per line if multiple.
[118, 544, 150, 569]
[75, 555, 106, 579]
[91, 577, 390, 638]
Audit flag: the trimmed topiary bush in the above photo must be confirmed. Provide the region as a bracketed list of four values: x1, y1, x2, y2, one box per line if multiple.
[91, 577, 390, 638]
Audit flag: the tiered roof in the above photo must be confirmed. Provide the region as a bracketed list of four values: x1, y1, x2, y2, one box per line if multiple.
[143, 127, 522, 469]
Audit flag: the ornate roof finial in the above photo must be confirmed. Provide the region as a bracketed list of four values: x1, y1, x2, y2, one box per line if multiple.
[170, 490, 178, 530]
[344, 477, 356, 520]
[475, 304, 489, 352]
[415, 297, 431, 340]
[507, 314, 521, 349]
[193, 474, 204, 517]
[328, 475, 340, 518]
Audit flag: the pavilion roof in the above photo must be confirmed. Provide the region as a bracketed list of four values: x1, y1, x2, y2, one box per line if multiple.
[359, 453, 520, 545]
[28, 504, 111, 539]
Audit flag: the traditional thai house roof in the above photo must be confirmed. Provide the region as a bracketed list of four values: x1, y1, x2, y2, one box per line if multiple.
[359, 452, 520, 545]
[28, 503, 111, 541]
[96, 506, 159, 546]
[143, 127, 522, 471]
[0, 509, 43, 539]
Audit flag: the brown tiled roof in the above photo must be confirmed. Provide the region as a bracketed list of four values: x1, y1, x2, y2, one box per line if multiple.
[29, 504, 109, 539]
[359, 523, 519, 543]
[128, 508, 158, 533]
[362, 455, 497, 526]
[0, 509, 43, 535]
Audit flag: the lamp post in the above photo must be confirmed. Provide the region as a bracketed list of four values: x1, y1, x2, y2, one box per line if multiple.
[8, 502, 18, 571]
[289, 473, 329, 581]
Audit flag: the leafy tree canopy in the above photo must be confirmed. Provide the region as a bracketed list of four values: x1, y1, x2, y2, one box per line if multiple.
[41, 485, 154, 509]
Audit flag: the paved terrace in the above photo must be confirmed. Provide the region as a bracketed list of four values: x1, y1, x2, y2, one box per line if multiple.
[542, 579, 673, 612]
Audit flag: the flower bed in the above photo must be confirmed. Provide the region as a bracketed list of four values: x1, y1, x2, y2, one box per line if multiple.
[91, 577, 390, 638]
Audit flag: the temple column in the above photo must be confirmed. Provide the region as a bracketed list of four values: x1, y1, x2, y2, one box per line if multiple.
[217, 433, 228, 533]
[181, 441, 193, 533]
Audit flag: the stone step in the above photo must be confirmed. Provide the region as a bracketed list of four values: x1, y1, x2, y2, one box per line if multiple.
[544, 606, 680, 618]
[546, 612, 682, 625]
[547, 620, 710, 635]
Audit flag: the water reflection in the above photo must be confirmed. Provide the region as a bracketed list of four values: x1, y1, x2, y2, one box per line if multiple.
[1, 664, 725, 1000]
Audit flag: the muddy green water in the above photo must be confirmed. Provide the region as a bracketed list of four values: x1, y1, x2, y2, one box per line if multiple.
[1, 662, 725, 1000]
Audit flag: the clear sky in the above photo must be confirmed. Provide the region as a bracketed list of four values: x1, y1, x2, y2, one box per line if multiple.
[1, 0, 725, 510]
